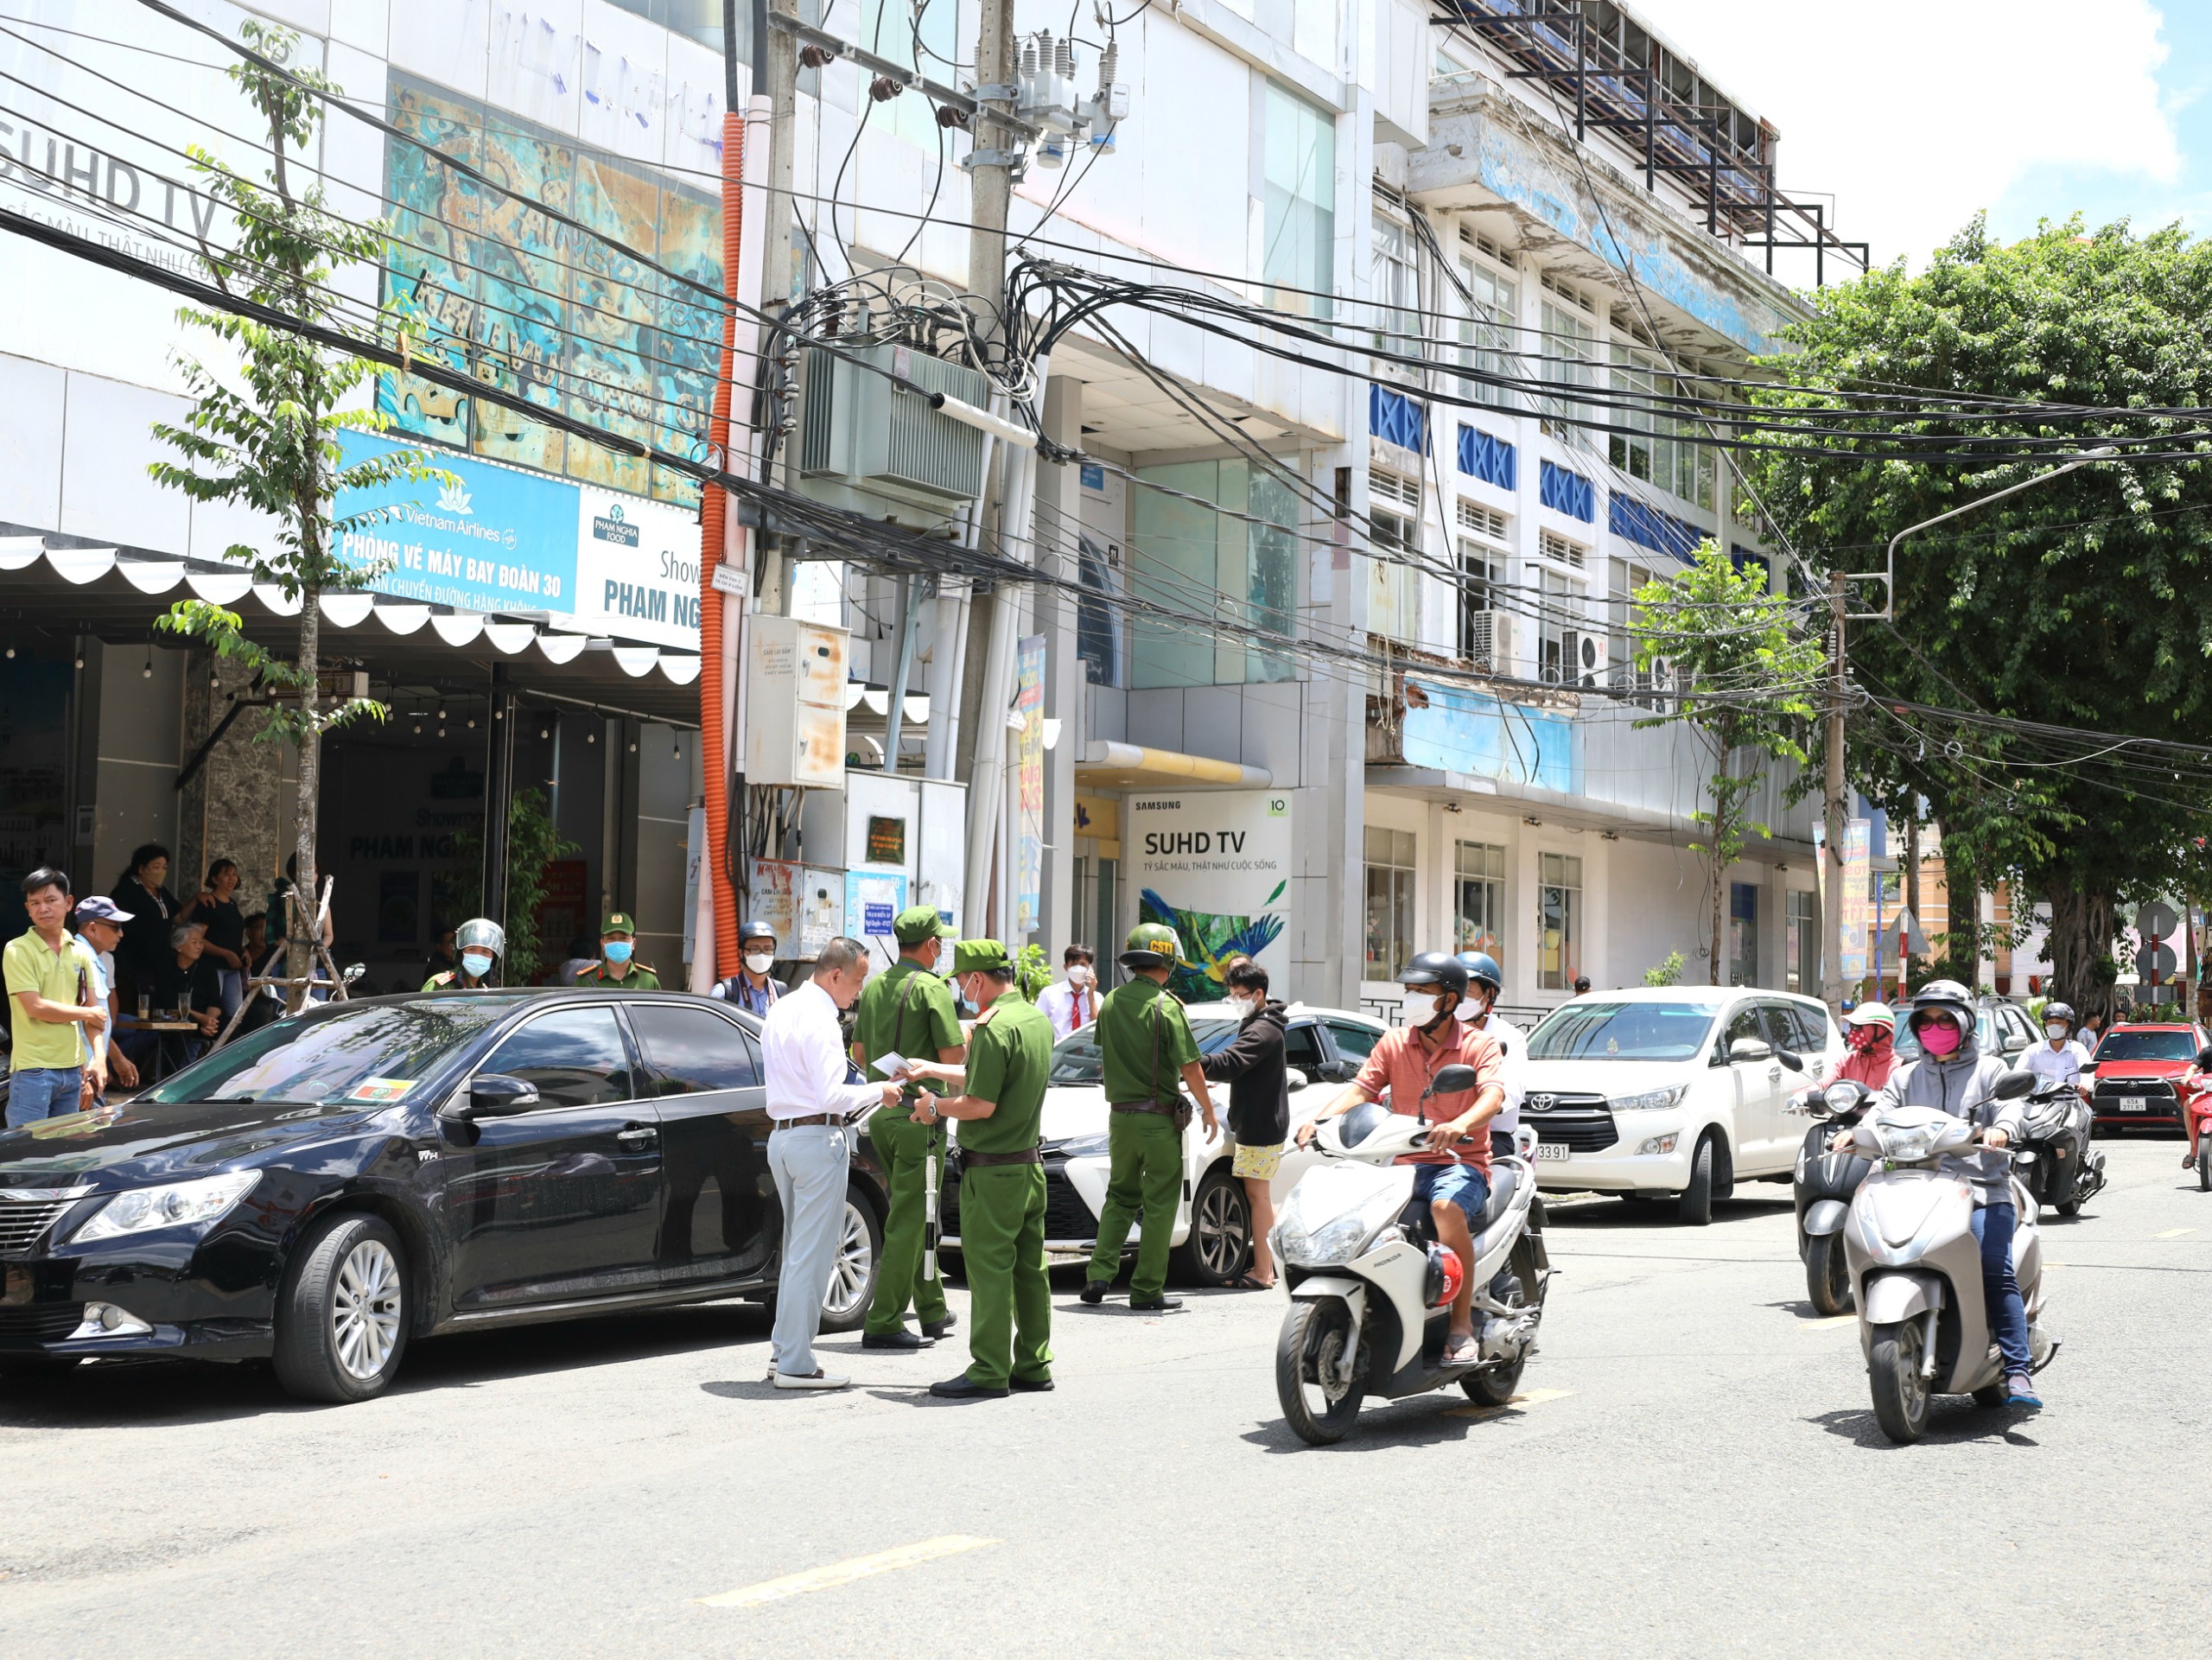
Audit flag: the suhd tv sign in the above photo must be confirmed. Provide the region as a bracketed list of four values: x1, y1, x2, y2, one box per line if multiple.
[1128, 791, 1293, 1004]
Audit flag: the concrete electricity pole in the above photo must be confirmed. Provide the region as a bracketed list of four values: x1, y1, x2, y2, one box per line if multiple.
[1822, 569, 1847, 1014]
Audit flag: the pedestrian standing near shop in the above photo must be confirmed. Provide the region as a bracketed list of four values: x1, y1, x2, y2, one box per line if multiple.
[108, 843, 177, 1005]
[580, 913, 660, 989]
[180, 859, 247, 1025]
[1080, 924, 1219, 1311]
[1200, 958, 1288, 1291]
[1036, 944, 1098, 1039]
[850, 905, 965, 1349]
[70, 897, 137, 1108]
[5, 868, 105, 1129]
[904, 939, 1057, 1399]
[761, 937, 903, 1391]
[710, 919, 785, 1015]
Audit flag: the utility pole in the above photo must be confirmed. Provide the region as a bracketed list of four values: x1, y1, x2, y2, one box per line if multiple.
[1822, 569, 1847, 1014]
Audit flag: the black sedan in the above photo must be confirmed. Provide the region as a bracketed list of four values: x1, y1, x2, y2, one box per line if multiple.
[0, 989, 887, 1402]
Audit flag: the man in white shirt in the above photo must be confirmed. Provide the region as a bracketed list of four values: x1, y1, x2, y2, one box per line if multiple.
[2020, 1001, 2094, 1103]
[1035, 944, 1098, 1040]
[1457, 951, 1525, 1154]
[762, 935, 905, 1390]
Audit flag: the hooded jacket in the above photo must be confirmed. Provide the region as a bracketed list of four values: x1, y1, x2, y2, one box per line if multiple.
[1821, 1028, 1900, 1091]
[1873, 1024, 2024, 1206]
[1201, 999, 1290, 1147]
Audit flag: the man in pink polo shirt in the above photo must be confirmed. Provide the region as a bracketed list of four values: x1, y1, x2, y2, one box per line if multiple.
[1299, 951, 1504, 1362]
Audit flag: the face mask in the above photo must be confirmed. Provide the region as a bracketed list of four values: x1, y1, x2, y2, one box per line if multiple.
[1847, 1026, 1880, 1051]
[461, 951, 493, 979]
[603, 940, 633, 966]
[1224, 995, 1255, 1018]
[745, 952, 775, 975]
[1460, 992, 1491, 1022]
[1402, 991, 1440, 1026]
[2045, 1022, 2069, 1040]
[1917, 1020, 1961, 1057]
[1067, 964, 1094, 986]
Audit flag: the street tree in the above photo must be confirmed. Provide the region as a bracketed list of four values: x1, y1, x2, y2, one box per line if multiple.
[1748, 215, 2212, 1018]
[147, 20, 448, 1004]
[1630, 540, 1826, 984]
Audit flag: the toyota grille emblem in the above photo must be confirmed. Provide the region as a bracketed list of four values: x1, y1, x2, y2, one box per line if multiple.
[1528, 1093, 1556, 1112]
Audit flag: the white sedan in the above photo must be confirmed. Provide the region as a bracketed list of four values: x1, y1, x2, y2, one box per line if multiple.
[939, 1002, 1389, 1287]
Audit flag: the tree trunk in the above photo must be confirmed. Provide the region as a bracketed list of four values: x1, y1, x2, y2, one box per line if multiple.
[1705, 750, 1727, 985]
[1937, 828, 1979, 986]
[289, 520, 321, 1013]
[1903, 813, 1922, 991]
[2046, 886, 2115, 1022]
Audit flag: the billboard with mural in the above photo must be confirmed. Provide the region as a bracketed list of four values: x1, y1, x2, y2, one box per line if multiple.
[1128, 791, 1293, 1004]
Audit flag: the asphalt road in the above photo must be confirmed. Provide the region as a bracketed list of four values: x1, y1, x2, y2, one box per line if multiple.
[4, 1137, 2209, 1657]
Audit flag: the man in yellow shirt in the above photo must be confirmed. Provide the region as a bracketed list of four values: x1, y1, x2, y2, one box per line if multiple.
[5, 868, 106, 1128]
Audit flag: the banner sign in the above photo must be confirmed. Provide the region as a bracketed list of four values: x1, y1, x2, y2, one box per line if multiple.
[1014, 634, 1046, 936]
[1840, 818, 1871, 985]
[1127, 790, 1293, 1004]
[570, 487, 703, 648]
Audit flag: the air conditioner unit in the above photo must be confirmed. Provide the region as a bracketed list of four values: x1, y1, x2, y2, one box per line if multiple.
[796, 343, 992, 529]
[1465, 610, 1520, 677]
[1576, 631, 1609, 690]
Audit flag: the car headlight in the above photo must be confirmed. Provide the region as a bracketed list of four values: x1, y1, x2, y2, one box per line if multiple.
[1609, 1085, 1687, 1113]
[1635, 1133, 1679, 1157]
[1053, 1133, 1111, 1160]
[70, 1172, 260, 1244]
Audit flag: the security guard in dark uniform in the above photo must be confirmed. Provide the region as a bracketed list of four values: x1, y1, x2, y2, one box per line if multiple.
[850, 904, 965, 1347]
[908, 938, 1056, 1398]
[580, 912, 660, 989]
[1080, 923, 1219, 1311]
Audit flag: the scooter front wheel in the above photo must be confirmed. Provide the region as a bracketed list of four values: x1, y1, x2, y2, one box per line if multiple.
[2198, 1143, 2211, 1193]
[1868, 1320, 1932, 1444]
[1276, 1298, 1363, 1446]
[1802, 1232, 1852, 1317]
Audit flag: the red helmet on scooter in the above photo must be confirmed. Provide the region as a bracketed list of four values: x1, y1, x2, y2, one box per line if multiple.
[1424, 1243, 1465, 1309]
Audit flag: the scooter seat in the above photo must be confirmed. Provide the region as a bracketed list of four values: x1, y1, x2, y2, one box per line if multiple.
[1479, 1165, 1518, 1229]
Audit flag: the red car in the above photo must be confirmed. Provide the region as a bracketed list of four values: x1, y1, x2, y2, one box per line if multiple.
[2086, 1022, 2211, 1135]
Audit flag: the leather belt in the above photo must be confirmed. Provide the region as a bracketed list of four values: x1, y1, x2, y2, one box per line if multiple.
[771, 1111, 855, 1129]
[1109, 1101, 1179, 1117]
[961, 1146, 1042, 1167]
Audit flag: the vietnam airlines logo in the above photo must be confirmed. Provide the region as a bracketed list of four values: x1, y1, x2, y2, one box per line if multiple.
[435, 478, 474, 516]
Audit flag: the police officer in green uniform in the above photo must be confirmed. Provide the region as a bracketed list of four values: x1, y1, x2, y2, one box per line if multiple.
[580, 912, 661, 989]
[1080, 923, 1219, 1311]
[904, 938, 1055, 1399]
[850, 904, 966, 1348]
[423, 918, 503, 990]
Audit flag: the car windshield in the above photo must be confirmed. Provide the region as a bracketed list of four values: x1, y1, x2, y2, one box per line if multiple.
[1526, 1001, 1721, 1061]
[2092, 1029, 2199, 1063]
[139, 999, 515, 1107]
[1048, 1016, 1242, 1084]
[1891, 1010, 1998, 1061]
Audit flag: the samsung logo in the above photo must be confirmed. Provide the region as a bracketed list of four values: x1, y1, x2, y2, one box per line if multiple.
[1134, 800, 1180, 811]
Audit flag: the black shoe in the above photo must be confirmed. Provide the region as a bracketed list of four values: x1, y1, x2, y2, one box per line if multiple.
[1078, 1281, 1110, 1305]
[861, 1330, 934, 1350]
[1009, 1375, 1056, 1393]
[929, 1374, 1008, 1400]
[1128, 1294, 1184, 1312]
[922, 1314, 957, 1339]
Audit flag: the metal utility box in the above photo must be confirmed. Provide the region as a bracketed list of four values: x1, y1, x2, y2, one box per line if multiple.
[796, 342, 992, 527]
[745, 615, 849, 787]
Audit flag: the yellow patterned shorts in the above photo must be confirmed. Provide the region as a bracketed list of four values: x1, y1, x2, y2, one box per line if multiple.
[1230, 1140, 1285, 1180]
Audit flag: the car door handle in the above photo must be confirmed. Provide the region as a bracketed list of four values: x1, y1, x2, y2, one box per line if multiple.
[616, 1124, 658, 1143]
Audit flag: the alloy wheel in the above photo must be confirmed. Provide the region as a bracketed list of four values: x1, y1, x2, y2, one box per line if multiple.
[1193, 1179, 1249, 1279]
[823, 1200, 874, 1321]
[330, 1237, 403, 1381]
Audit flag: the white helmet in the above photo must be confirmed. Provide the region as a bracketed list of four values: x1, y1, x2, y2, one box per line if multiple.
[455, 918, 505, 957]
[1844, 1001, 1895, 1030]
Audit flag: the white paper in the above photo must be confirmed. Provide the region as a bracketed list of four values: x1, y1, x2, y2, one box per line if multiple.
[873, 1050, 913, 1079]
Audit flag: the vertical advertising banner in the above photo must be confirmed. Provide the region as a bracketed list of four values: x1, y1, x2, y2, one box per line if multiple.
[1840, 818, 1872, 986]
[1014, 635, 1046, 936]
[1128, 790, 1293, 1003]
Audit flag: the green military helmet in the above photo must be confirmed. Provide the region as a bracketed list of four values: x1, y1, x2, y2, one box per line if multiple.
[1118, 921, 1185, 970]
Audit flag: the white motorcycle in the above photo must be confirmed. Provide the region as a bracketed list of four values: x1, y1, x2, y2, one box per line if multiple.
[1842, 1072, 2057, 1443]
[1271, 1065, 1548, 1445]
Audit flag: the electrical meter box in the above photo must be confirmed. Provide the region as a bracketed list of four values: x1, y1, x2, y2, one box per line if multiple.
[746, 614, 849, 787]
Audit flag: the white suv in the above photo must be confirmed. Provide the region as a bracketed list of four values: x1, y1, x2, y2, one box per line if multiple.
[1516, 987, 1841, 1224]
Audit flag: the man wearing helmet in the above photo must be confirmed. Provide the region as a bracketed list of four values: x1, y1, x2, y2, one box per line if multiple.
[423, 919, 504, 990]
[710, 919, 785, 1016]
[1078, 923, 1220, 1311]
[1841, 979, 2041, 1409]
[1299, 952, 1506, 1364]
[1455, 951, 1525, 1158]
[2022, 1002, 2094, 1105]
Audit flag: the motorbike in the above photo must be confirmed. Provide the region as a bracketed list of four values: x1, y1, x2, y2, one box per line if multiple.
[1841, 1071, 2056, 1444]
[1788, 1077, 1875, 1316]
[2012, 1078, 2105, 1218]
[1271, 1065, 1548, 1445]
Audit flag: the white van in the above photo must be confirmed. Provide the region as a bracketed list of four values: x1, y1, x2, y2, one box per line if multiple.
[1516, 987, 1842, 1224]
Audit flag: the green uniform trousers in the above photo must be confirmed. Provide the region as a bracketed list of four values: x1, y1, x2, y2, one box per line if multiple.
[864, 1110, 950, 1336]
[1084, 1110, 1183, 1301]
[957, 1163, 1053, 1388]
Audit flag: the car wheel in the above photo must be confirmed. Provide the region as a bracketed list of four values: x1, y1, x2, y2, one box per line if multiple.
[1676, 1133, 1718, 1227]
[1171, 1163, 1250, 1288]
[817, 1189, 882, 1333]
[273, 1212, 408, 1404]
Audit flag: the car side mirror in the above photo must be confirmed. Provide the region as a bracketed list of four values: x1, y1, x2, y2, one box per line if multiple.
[1286, 1067, 1308, 1093]
[1728, 1037, 1772, 1063]
[1774, 1047, 1804, 1072]
[1993, 1070, 2035, 1100]
[459, 1073, 540, 1118]
[1425, 1063, 1479, 1098]
[342, 962, 366, 985]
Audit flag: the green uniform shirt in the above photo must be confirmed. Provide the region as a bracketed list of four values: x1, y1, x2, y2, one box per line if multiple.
[422, 970, 492, 992]
[580, 961, 661, 990]
[852, 957, 963, 1099]
[957, 989, 1053, 1155]
[1096, 977, 1199, 1106]
[3, 929, 96, 1071]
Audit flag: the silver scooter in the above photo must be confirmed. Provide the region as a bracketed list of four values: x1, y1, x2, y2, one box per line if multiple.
[1271, 1065, 1547, 1445]
[1841, 1071, 2056, 1443]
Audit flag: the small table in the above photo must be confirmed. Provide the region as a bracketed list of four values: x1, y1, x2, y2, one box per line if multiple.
[121, 1019, 207, 1084]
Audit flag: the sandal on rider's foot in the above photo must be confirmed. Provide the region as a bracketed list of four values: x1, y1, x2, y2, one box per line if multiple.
[1443, 1334, 1482, 1365]
[2005, 1374, 2044, 1411]
[1226, 1273, 1271, 1291]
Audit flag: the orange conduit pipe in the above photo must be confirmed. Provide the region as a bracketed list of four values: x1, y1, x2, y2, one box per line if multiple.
[697, 108, 744, 981]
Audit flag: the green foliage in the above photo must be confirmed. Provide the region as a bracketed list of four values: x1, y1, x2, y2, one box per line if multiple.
[1014, 943, 1055, 1002]
[1630, 540, 1826, 983]
[1643, 951, 1686, 988]
[453, 790, 578, 983]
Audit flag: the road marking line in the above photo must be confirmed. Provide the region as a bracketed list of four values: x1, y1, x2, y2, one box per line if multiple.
[1444, 1387, 1574, 1421]
[698, 1536, 999, 1608]
[1806, 1314, 1858, 1327]
[2155, 1227, 2198, 1239]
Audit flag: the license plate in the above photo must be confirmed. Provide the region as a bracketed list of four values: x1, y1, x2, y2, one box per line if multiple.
[2120, 1097, 2146, 1112]
[1533, 1142, 1572, 1161]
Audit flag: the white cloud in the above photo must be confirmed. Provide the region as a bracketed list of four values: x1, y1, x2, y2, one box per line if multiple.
[1624, 0, 2180, 265]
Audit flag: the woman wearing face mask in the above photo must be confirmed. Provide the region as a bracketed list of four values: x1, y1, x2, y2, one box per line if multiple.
[1037, 944, 1098, 1039]
[1198, 960, 1291, 1289]
[1838, 979, 2040, 1409]
[423, 919, 504, 990]
[1815, 1002, 1902, 1091]
[711, 920, 786, 1015]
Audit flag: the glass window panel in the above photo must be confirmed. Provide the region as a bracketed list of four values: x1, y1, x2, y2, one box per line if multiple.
[1263, 82, 1336, 317]
[1538, 853, 1582, 991]
[480, 1006, 639, 1107]
[1455, 840, 1506, 956]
